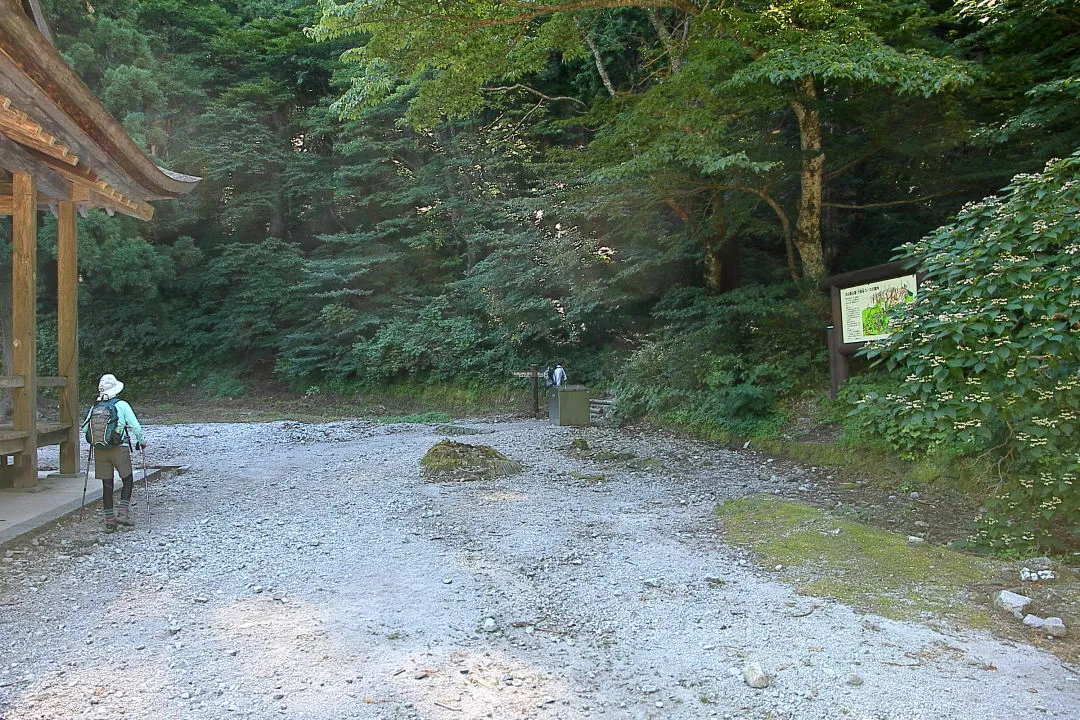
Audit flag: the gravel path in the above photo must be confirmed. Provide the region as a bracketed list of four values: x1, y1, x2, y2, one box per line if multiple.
[1, 419, 1076, 719]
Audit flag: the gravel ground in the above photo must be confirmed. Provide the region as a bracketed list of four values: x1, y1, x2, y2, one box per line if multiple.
[1, 418, 1077, 720]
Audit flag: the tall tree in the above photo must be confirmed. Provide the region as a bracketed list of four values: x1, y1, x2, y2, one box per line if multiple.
[311, 0, 972, 278]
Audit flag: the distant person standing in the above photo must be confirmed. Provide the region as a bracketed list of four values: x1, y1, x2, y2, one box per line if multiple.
[81, 374, 147, 532]
[552, 363, 567, 387]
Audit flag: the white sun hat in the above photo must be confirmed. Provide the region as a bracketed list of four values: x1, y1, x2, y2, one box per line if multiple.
[97, 374, 124, 400]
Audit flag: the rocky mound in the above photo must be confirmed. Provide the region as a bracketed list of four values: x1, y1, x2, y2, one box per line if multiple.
[420, 440, 522, 481]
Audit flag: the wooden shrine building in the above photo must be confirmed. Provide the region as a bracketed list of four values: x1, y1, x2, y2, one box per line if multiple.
[0, 0, 199, 487]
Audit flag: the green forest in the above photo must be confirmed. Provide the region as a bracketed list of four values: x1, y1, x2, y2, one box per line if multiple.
[7, 0, 1079, 552]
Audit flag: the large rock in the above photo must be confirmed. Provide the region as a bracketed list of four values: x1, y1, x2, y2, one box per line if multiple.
[993, 590, 1032, 618]
[742, 663, 771, 689]
[1043, 617, 1068, 638]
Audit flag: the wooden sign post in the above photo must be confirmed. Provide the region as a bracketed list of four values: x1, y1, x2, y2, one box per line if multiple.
[511, 364, 541, 417]
[818, 261, 920, 398]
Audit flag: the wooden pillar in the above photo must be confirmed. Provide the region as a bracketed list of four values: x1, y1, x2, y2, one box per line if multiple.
[11, 172, 37, 487]
[530, 364, 539, 418]
[57, 199, 79, 474]
[827, 325, 849, 399]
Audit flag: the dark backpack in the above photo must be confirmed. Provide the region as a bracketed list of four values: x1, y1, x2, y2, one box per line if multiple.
[85, 398, 124, 449]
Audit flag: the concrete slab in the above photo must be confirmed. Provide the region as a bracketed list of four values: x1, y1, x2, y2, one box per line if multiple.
[0, 466, 177, 545]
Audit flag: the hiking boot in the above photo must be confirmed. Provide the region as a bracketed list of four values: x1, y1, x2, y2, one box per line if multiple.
[116, 509, 134, 527]
[104, 518, 117, 533]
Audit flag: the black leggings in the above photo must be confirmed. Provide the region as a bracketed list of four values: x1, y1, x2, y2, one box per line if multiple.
[101, 475, 134, 510]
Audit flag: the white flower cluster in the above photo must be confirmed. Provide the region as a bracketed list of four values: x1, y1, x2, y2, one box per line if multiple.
[1015, 431, 1048, 447]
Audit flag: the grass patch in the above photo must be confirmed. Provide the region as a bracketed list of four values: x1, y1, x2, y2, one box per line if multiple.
[715, 494, 1002, 627]
[380, 411, 452, 424]
[752, 438, 911, 485]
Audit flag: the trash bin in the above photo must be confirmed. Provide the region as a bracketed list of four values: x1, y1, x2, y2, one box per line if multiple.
[549, 385, 589, 426]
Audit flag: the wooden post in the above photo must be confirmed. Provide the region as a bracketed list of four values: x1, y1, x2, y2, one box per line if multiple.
[11, 172, 37, 488]
[827, 326, 850, 399]
[57, 199, 79, 474]
[828, 285, 848, 398]
[530, 364, 539, 418]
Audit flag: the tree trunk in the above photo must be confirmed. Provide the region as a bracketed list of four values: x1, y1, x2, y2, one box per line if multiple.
[645, 8, 680, 73]
[702, 198, 740, 294]
[789, 75, 827, 279]
[583, 32, 616, 96]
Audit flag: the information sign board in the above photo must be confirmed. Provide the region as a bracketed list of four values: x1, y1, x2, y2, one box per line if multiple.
[839, 274, 918, 344]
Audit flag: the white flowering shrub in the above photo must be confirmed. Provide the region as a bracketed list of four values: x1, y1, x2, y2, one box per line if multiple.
[857, 152, 1080, 553]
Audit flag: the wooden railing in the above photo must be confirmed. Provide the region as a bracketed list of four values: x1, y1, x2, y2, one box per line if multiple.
[0, 376, 76, 457]
[0, 375, 69, 388]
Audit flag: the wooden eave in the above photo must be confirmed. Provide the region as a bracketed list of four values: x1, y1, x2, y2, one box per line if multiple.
[0, 0, 199, 217]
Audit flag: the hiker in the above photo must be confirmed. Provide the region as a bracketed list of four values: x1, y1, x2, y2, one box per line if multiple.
[552, 362, 567, 387]
[81, 374, 147, 532]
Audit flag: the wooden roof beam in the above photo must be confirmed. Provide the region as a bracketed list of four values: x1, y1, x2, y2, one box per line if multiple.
[0, 132, 70, 200]
[0, 96, 78, 165]
[0, 76, 151, 203]
[0, 189, 57, 214]
[0, 191, 154, 220]
[23, 145, 151, 213]
[0, 3, 198, 198]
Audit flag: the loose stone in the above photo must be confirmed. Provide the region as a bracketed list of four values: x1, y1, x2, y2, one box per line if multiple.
[743, 663, 770, 689]
[992, 590, 1032, 618]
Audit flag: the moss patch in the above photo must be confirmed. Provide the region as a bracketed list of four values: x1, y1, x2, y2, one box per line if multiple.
[420, 440, 522, 482]
[715, 494, 1005, 627]
[434, 424, 488, 436]
[381, 411, 452, 424]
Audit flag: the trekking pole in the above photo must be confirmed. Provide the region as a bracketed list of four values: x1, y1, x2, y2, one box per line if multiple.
[80, 445, 93, 520]
[141, 445, 151, 531]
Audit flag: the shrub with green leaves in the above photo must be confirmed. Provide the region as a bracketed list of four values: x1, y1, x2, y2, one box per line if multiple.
[613, 285, 824, 438]
[857, 152, 1080, 553]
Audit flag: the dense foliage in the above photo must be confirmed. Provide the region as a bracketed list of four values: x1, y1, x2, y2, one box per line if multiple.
[5, 0, 1076, 550]
[855, 154, 1080, 552]
[612, 286, 824, 438]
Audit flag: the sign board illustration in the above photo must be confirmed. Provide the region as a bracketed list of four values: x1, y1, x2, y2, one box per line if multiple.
[839, 274, 918, 344]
